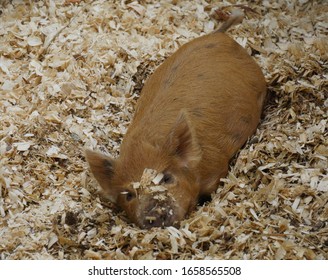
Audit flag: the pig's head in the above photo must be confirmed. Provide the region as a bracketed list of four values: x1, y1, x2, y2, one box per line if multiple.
[85, 111, 202, 229]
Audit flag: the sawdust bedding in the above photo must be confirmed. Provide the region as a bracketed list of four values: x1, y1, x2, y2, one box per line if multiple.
[0, 0, 327, 260]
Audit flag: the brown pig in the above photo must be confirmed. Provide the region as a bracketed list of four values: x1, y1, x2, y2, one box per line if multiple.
[85, 10, 266, 229]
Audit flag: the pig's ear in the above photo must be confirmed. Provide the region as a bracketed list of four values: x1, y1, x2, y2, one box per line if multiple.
[85, 149, 116, 196]
[167, 110, 202, 169]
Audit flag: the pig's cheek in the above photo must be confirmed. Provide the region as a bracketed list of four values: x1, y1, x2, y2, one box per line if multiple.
[174, 203, 189, 221]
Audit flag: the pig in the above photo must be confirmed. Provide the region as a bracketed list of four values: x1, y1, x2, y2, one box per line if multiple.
[85, 10, 266, 229]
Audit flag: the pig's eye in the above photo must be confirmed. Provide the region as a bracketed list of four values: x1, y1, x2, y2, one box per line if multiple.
[126, 192, 135, 202]
[161, 173, 174, 184]
[121, 191, 136, 202]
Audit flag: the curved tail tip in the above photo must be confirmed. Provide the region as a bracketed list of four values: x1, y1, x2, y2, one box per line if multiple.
[215, 9, 245, 33]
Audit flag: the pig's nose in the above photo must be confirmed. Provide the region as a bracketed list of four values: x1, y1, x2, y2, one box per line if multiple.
[141, 204, 174, 229]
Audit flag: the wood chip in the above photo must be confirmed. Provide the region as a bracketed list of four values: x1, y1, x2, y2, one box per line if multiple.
[0, 0, 327, 260]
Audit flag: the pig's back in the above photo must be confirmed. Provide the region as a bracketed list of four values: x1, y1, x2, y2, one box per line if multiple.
[124, 32, 266, 194]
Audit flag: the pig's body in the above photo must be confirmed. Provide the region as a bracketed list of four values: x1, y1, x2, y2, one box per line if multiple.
[123, 32, 266, 193]
[86, 15, 266, 229]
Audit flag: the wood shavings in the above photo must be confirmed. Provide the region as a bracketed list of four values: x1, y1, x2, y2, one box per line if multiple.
[139, 168, 158, 187]
[27, 36, 43, 47]
[12, 142, 32, 152]
[0, 0, 327, 260]
[152, 173, 164, 185]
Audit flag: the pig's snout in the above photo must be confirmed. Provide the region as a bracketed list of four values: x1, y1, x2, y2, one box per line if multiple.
[138, 197, 176, 229]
